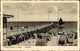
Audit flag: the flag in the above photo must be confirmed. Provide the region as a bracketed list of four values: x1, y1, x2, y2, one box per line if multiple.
[58, 9, 62, 11]
[48, 10, 52, 13]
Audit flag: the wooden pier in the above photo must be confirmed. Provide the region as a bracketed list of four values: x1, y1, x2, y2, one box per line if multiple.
[4, 23, 56, 46]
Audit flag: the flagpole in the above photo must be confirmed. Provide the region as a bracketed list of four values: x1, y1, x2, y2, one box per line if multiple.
[38, 22, 39, 29]
[48, 10, 49, 21]
[58, 8, 59, 22]
[17, 7, 18, 21]
[58, 8, 61, 33]
[58, 8, 62, 33]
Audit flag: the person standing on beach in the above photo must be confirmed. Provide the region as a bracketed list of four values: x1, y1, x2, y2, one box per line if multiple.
[22, 26, 24, 31]
[58, 32, 67, 46]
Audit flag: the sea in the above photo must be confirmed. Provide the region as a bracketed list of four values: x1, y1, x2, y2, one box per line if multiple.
[7, 21, 77, 33]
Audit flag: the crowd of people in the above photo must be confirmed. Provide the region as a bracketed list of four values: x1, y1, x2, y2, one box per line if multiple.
[57, 31, 77, 46]
[3, 23, 77, 46]
[34, 30, 77, 46]
[4, 23, 54, 46]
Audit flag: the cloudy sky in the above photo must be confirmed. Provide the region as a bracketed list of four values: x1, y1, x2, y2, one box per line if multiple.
[3, 3, 78, 21]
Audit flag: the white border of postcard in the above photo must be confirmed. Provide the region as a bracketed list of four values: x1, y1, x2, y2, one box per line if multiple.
[1, 1, 79, 50]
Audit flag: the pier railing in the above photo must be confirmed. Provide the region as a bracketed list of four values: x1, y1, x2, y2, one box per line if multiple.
[6, 23, 53, 37]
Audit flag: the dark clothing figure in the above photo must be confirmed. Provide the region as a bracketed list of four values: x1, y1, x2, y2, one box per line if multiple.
[16, 35, 20, 44]
[74, 34, 77, 39]
[10, 26, 13, 30]
[7, 37, 12, 46]
[59, 40, 65, 46]
[58, 35, 66, 46]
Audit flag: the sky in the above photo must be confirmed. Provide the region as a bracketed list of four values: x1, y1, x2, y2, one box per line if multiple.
[3, 3, 78, 21]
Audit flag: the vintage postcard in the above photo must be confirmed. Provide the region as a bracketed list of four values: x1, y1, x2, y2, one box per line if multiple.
[1, 1, 79, 50]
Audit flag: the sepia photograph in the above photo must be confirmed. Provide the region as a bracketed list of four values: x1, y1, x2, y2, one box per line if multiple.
[2, 2, 78, 47]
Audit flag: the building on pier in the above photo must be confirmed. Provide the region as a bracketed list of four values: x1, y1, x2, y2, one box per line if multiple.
[3, 14, 14, 46]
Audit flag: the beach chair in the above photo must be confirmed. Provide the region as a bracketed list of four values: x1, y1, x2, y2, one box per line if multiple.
[3, 39, 9, 46]
[36, 38, 47, 46]
[58, 35, 66, 46]
[67, 37, 73, 46]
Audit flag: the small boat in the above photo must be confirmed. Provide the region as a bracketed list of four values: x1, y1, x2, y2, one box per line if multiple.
[59, 18, 65, 26]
